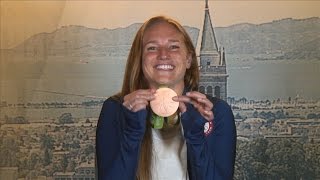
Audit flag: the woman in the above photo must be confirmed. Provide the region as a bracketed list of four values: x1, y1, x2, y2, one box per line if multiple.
[96, 16, 236, 180]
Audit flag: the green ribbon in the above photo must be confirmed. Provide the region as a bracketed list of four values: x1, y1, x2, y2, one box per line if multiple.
[151, 113, 164, 129]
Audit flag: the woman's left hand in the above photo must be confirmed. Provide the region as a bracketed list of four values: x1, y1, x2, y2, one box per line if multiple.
[172, 91, 214, 121]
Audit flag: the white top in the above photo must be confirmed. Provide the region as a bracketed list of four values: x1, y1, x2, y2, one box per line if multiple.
[151, 125, 189, 180]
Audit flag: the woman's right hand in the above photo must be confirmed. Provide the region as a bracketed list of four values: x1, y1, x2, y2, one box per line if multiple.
[123, 89, 156, 112]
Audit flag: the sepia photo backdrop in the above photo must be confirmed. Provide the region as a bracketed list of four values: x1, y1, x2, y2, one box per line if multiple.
[1, 1, 319, 179]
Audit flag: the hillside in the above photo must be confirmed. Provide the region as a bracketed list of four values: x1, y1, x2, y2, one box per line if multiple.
[11, 17, 320, 60]
[215, 17, 319, 60]
[13, 24, 199, 58]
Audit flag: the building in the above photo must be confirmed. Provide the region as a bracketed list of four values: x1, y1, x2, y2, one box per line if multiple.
[0, 167, 18, 180]
[199, 0, 228, 101]
[53, 164, 95, 180]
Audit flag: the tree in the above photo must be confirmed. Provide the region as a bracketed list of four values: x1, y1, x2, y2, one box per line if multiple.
[40, 134, 55, 150]
[0, 137, 19, 166]
[5, 116, 28, 124]
[28, 152, 39, 170]
[307, 113, 317, 119]
[243, 138, 270, 179]
[61, 154, 68, 172]
[275, 110, 285, 119]
[58, 113, 73, 124]
[84, 144, 94, 156]
[43, 148, 51, 166]
[234, 138, 318, 180]
[265, 139, 315, 179]
[66, 159, 77, 172]
[235, 113, 242, 119]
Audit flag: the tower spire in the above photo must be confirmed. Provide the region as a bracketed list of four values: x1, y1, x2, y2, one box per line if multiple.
[200, 0, 218, 53]
[199, 0, 228, 101]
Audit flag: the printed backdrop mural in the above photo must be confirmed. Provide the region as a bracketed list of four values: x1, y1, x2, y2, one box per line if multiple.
[0, 1, 319, 179]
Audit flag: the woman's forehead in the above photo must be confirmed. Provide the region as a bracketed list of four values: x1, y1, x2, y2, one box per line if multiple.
[143, 22, 184, 42]
[145, 21, 180, 32]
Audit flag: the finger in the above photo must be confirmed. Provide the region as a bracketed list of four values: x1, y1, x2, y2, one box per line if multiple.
[172, 95, 195, 105]
[134, 94, 155, 101]
[131, 103, 148, 112]
[123, 89, 156, 109]
[135, 89, 156, 95]
[123, 101, 133, 111]
[173, 95, 205, 113]
[194, 105, 213, 121]
[124, 89, 155, 100]
[186, 91, 206, 99]
[203, 110, 214, 121]
[173, 96, 201, 114]
[133, 98, 150, 106]
[186, 91, 213, 110]
[172, 95, 188, 102]
[196, 97, 213, 110]
[202, 115, 213, 121]
[128, 99, 150, 112]
[178, 101, 187, 113]
[188, 98, 213, 121]
[129, 98, 150, 110]
[130, 92, 155, 108]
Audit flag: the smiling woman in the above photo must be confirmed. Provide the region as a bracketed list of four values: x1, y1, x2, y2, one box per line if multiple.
[96, 15, 236, 180]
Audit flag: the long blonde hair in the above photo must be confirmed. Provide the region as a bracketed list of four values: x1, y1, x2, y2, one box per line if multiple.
[116, 16, 199, 180]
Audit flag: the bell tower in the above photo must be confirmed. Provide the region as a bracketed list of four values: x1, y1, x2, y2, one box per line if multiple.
[199, 0, 228, 100]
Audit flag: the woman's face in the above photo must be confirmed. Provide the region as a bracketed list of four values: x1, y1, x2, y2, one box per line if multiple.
[142, 22, 191, 91]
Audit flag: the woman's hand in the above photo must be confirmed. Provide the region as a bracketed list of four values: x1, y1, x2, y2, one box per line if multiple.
[123, 89, 156, 112]
[173, 91, 214, 121]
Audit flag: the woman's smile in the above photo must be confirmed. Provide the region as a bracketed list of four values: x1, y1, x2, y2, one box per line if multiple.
[155, 64, 175, 70]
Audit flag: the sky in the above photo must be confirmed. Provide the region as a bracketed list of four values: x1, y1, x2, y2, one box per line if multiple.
[1, 0, 319, 49]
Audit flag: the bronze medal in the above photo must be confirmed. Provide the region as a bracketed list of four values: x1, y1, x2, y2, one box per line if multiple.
[150, 87, 179, 117]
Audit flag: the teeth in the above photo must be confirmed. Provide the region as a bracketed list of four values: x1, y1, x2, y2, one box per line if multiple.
[156, 64, 174, 70]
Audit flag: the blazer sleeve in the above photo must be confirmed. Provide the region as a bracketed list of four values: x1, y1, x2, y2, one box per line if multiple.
[96, 98, 147, 180]
[181, 98, 236, 180]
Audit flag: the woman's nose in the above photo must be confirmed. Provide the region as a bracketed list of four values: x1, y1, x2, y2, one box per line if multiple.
[158, 48, 169, 60]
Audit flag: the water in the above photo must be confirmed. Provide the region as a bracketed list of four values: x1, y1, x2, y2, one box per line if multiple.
[1, 54, 320, 104]
[0, 56, 126, 103]
[227, 57, 320, 100]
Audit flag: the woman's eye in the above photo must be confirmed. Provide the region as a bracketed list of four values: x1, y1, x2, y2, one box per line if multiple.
[147, 46, 157, 51]
[170, 45, 180, 50]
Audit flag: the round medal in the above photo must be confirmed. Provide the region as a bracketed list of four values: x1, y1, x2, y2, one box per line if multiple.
[150, 87, 179, 117]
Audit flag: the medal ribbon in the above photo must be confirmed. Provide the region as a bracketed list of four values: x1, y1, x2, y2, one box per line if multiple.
[151, 113, 164, 129]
